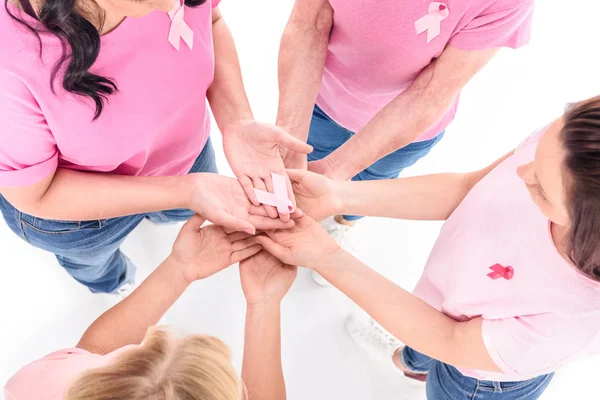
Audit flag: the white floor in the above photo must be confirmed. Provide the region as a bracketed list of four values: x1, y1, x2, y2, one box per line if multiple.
[1, 1, 600, 399]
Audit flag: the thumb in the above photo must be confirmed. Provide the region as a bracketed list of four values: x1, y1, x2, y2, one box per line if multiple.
[255, 235, 292, 263]
[275, 129, 313, 154]
[182, 214, 207, 232]
[285, 168, 307, 184]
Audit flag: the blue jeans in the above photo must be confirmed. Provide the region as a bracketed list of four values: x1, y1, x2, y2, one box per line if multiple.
[401, 347, 554, 399]
[0, 139, 217, 294]
[307, 105, 445, 220]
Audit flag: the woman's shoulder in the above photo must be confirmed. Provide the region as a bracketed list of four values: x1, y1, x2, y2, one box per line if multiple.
[4, 348, 106, 400]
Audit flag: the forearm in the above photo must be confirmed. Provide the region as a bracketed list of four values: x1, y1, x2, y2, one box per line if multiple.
[207, 12, 253, 132]
[242, 302, 286, 400]
[317, 252, 498, 372]
[327, 66, 454, 179]
[334, 172, 470, 221]
[77, 257, 189, 354]
[1, 168, 191, 221]
[276, 6, 332, 140]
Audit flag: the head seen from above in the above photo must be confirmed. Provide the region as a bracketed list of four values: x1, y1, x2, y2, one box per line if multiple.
[66, 327, 247, 400]
[517, 96, 600, 280]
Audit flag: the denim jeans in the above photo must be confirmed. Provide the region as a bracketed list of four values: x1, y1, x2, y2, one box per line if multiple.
[307, 105, 444, 220]
[0, 139, 217, 294]
[401, 347, 554, 399]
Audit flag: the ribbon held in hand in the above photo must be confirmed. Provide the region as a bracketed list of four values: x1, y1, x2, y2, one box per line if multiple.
[415, 2, 449, 43]
[168, 0, 194, 51]
[254, 173, 296, 215]
[487, 264, 514, 281]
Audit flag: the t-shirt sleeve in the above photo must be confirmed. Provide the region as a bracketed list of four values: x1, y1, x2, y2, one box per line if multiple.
[4, 348, 104, 400]
[450, 0, 535, 50]
[0, 71, 58, 187]
[212, 0, 221, 8]
[482, 314, 600, 376]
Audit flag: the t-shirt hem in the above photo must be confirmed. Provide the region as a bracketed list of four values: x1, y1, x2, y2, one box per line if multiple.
[481, 318, 519, 375]
[0, 153, 58, 187]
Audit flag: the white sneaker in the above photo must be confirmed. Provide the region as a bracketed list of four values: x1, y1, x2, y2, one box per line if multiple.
[346, 312, 428, 384]
[312, 218, 357, 286]
[114, 281, 135, 301]
[346, 312, 402, 359]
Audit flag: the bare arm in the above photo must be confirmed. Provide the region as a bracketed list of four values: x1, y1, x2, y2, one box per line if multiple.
[276, 0, 333, 142]
[207, 7, 254, 131]
[318, 251, 501, 372]
[0, 169, 189, 221]
[320, 45, 499, 180]
[290, 150, 513, 221]
[76, 257, 189, 355]
[337, 151, 513, 220]
[242, 303, 285, 400]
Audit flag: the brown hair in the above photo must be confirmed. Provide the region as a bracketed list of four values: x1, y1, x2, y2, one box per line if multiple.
[66, 327, 242, 400]
[561, 96, 600, 281]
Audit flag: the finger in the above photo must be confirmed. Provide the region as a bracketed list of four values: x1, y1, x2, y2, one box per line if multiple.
[228, 231, 254, 242]
[249, 215, 295, 230]
[255, 236, 290, 261]
[231, 236, 259, 252]
[217, 213, 256, 235]
[231, 244, 263, 264]
[181, 214, 207, 232]
[239, 175, 260, 206]
[252, 176, 278, 219]
[249, 205, 270, 217]
[285, 169, 307, 184]
[290, 208, 304, 219]
[275, 129, 313, 154]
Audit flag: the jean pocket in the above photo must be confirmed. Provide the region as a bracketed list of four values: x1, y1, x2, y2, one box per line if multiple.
[20, 214, 106, 235]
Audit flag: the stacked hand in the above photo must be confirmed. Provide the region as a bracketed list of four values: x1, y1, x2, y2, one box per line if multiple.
[223, 120, 313, 221]
[240, 250, 297, 306]
[170, 215, 263, 283]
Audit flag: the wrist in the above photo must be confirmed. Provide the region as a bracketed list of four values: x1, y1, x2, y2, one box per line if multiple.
[162, 256, 193, 289]
[331, 180, 349, 215]
[324, 153, 357, 181]
[313, 248, 347, 275]
[246, 300, 281, 315]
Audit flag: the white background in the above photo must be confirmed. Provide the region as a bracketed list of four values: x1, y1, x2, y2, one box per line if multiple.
[1, 0, 600, 399]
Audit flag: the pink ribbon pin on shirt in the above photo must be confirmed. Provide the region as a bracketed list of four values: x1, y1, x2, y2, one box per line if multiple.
[415, 2, 449, 43]
[168, 0, 194, 51]
[253, 173, 295, 215]
[487, 264, 514, 281]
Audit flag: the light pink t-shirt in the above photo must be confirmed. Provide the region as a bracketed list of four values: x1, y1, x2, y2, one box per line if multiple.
[0, 0, 221, 188]
[318, 0, 535, 140]
[4, 348, 128, 399]
[414, 128, 600, 381]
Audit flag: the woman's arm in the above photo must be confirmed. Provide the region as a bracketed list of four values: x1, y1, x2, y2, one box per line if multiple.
[290, 150, 513, 221]
[240, 251, 297, 400]
[77, 215, 262, 355]
[318, 251, 501, 372]
[208, 7, 312, 215]
[311, 45, 498, 180]
[257, 218, 501, 373]
[276, 0, 333, 168]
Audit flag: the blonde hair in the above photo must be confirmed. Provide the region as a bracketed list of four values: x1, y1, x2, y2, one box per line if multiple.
[66, 327, 242, 400]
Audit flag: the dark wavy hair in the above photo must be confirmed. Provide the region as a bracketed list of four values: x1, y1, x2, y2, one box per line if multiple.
[561, 96, 600, 281]
[5, 0, 207, 119]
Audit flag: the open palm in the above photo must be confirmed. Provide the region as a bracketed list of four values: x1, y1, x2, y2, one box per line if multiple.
[223, 120, 313, 220]
[188, 173, 294, 233]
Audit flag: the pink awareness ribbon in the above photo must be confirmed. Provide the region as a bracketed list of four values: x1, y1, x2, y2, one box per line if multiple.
[487, 264, 514, 281]
[168, 0, 194, 51]
[253, 173, 296, 215]
[414, 2, 449, 43]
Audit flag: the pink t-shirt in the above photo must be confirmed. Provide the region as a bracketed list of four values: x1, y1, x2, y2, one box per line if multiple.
[318, 0, 535, 140]
[0, 0, 221, 188]
[414, 128, 600, 381]
[3, 347, 131, 399]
